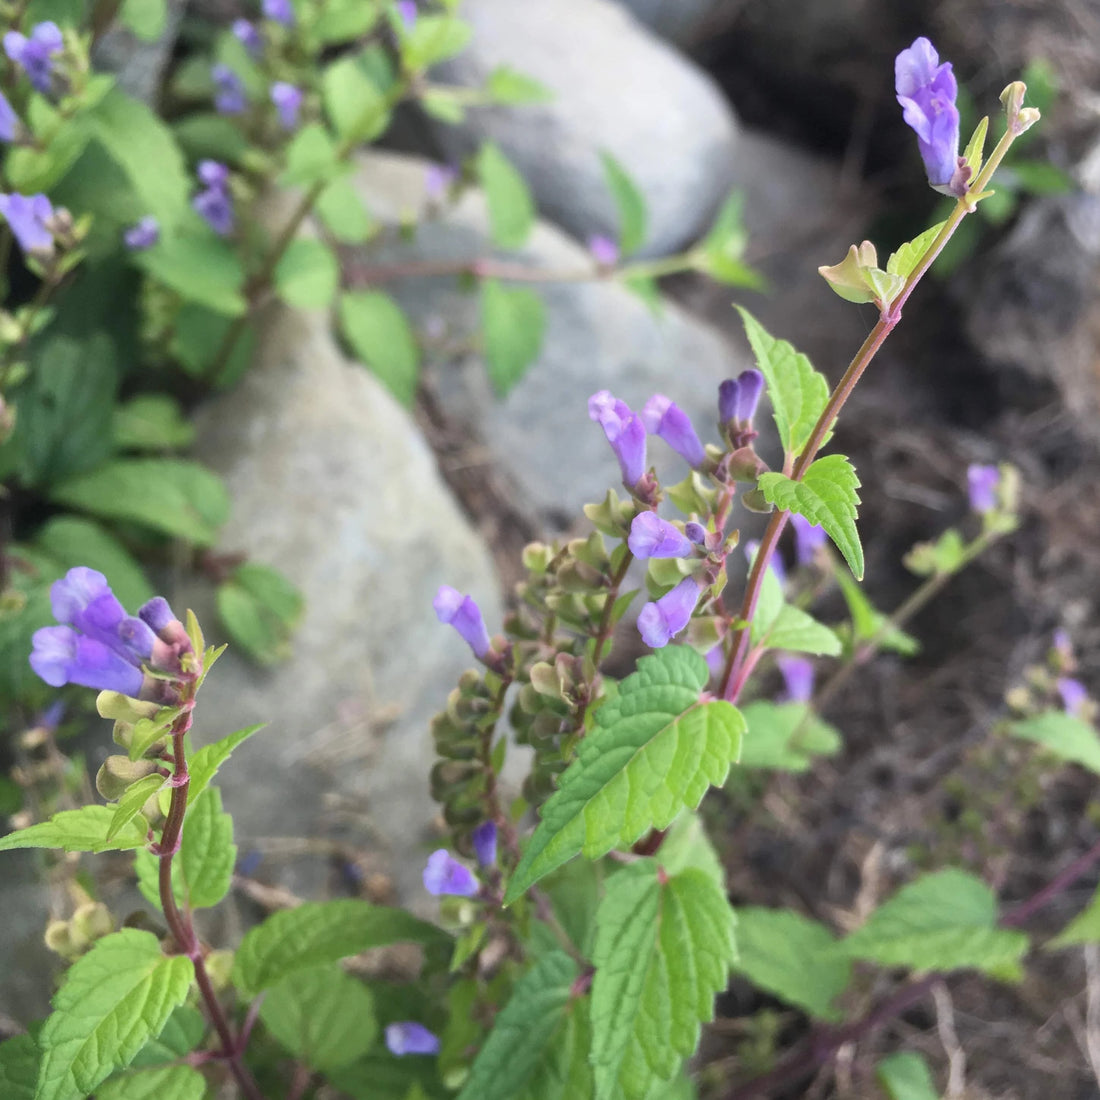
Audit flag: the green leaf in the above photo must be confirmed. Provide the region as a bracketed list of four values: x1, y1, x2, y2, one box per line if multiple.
[962, 115, 989, 179]
[112, 395, 196, 453]
[36, 929, 194, 1100]
[0, 805, 146, 854]
[187, 724, 266, 807]
[759, 604, 841, 656]
[886, 220, 947, 280]
[117, 0, 167, 40]
[734, 307, 829, 461]
[697, 193, 762, 288]
[233, 899, 450, 995]
[216, 562, 304, 665]
[1049, 883, 1100, 948]
[96, 1065, 207, 1100]
[274, 239, 340, 310]
[137, 234, 246, 315]
[456, 951, 580, 1100]
[0, 1034, 38, 1100]
[843, 868, 1029, 979]
[1006, 711, 1100, 775]
[480, 279, 545, 395]
[402, 14, 472, 69]
[876, 1052, 939, 1100]
[738, 701, 842, 772]
[313, 0, 380, 43]
[833, 568, 919, 657]
[33, 517, 154, 610]
[282, 124, 345, 187]
[169, 306, 255, 388]
[504, 647, 744, 903]
[324, 56, 390, 143]
[759, 455, 863, 580]
[130, 1006, 205, 1067]
[317, 176, 376, 243]
[50, 458, 228, 547]
[329, 1055, 444, 1100]
[600, 152, 647, 256]
[108, 773, 166, 842]
[477, 142, 536, 249]
[1010, 159, 1074, 195]
[339, 290, 421, 406]
[486, 65, 553, 104]
[421, 90, 465, 123]
[261, 964, 376, 1071]
[591, 863, 736, 1100]
[657, 812, 726, 886]
[730, 907, 850, 1020]
[173, 113, 249, 164]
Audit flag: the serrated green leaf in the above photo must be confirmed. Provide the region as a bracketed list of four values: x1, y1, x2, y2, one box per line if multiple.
[323, 56, 390, 143]
[886, 220, 947, 280]
[656, 812, 726, 886]
[844, 868, 1029, 979]
[730, 907, 850, 1020]
[402, 14, 472, 69]
[1049, 883, 1100, 948]
[261, 964, 376, 1071]
[477, 143, 535, 250]
[130, 1006, 205, 1067]
[456, 952, 579, 1100]
[1006, 711, 1100, 775]
[138, 234, 246, 315]
[108, 773, 166, 841]
[233, 899, 450, 995]
[274, 239, 339, 310]
[339, 290, 420, 407]
[95, 1064, 207, 1100]
[0, 805, 146, 854]
[112, 395, 196, 453]
[876, 1051, 939, 1100]
[0, 1033, 38, 1100]
[480, 279, 545, 395]
[187, 724, 266, 807]
[591, 863, 735, 1100]
[504, 648, 744, 903]
[486, 65, 552, 105]
[734, 307, 829, 460]
[759, 456, 863, 580]
[317, 176, 376, 243]
[759, 604, 841, 656]
[600, 152, 647, 256]
[516, 994, 593, 1100]
[738, 701, 842, 772]
[35, 929, 194, 1100]
[216, 562, 303, 665]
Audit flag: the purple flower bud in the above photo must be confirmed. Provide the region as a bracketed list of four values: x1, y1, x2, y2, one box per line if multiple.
[719, 369, 765, 427]
[588, 234, 619, 267]
[433, 585, 492, 660]
[123, 216, 159, 252]
[232, 19, 263, 57]
[4, 22, 64, 93]
[967, 464, 1000, 513]
[270, 81, 302, 129]
[637, 577, 700, 649]
[395, 1, 417, 29]
[1053, 629, 1073, 660]
[0, 90, 20, 142]
[193, 187, 235, 237]
[588, 390, 647, 490]
[628, 512, 694, 559]
[0, 192, 54, 256]
[790, 513, 827, 565]
[197, 160, 230, 189]
[1058, 677, 1089, 718]
[138, 596, 183, 640]
[262, 0, 295, 27]
[472, 820, 497, 867]
[30, 627, 145, 696]
[385, 1022, 440, 1056]
[685, 521, 707, 545]
[425, 163, 456, 199]
[423, 848, 479, 897]
[777, 656, 814, 704]
[212, 64, 247, 115]
[896, 37, 961, 191]
[642, 394, 706, 469]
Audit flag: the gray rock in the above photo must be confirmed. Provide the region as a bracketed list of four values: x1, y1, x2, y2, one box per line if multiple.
[608, 0, 734, 47]
[91, 0, 187, 106]
[425, 0, 741, 258]
[173, 304, 503, 910]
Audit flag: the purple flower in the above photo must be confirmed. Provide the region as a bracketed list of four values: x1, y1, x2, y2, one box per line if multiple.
[270, 81, 302, 129]
[896, 37, 961, 190]
[4, 22, 64, 93]
[433, 585, 492, 660]
[628, 512, 693, 559]
[385, 1022, 440, 1056]
[395, 0, 417, 29]
[425, 163, 456, 200]
[1058, 677, 1089, 718]
[472, 820, 497, 867]
[212, 64, 247, 115]
[423, 848, 479, 896]
[197, 160, 230, 189]
[193, 165, 234, 236]
[718, 369, 764, 427]
[1053, 629, 1073, 661]
[30, 628, 146, 696]
[0, 192, 54, 255]
[0, 90, 20, 142]
[642, 394, 706, 469]
[967, 464, 1000, 513]
[777, 656, 814, 704]
[123, 216, 159, 252]
[588, 390, 647, 491]
[685, 522, 707, 545]
[262, 0, 295, 27]
[138, 596, 179, 637]
[232, 19, 263, 56]
[588, 234, 619, 267]
[791, 513, 827, 565]
[637, 576, 700, 649]
[49, 567, 157, 664]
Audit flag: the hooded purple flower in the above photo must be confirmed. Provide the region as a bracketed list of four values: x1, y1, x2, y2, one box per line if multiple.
[637, 576, 700, 649]
[588, 390, 647, 490]
[425, 163, 456, 199]
[1058, 678, 1089, 718]
[193, 162, 234, 237]
[270, 82, 302, 129]
[791, 513, 827, 565]
[212, 64, 247, 114]
[198, 160, 230, 189]
[718, 369, 764, 428]
[628, 512, 694, 560]
[896, 37, 961, 190]
[386, 1022, 440, 1056]
[4, 22, 64, 93]
[588, 234, 619, 267]
[777, 656, 814, 704]
[262, 0, 295, 27]
[423, 849, 479, 896]
[232, 19, 263, 57]
[0, 192, 54, 255]
[31, 629, 146, 696]
[0, 90, 20, 142]
[395, 0, 417, 29]
[967, 464, 999, 513]
[433, 585, 492, 660]
[642, 394, 706, 468]
[472, 820, 497, 867]
[123, 216, 159, 252]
